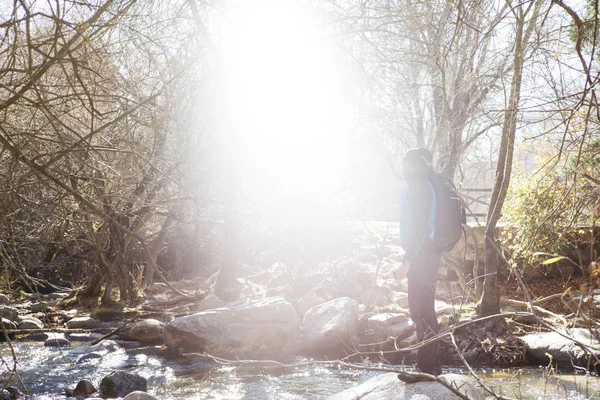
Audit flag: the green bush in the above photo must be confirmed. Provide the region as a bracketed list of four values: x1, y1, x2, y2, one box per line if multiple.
[502, 167, 590, 269]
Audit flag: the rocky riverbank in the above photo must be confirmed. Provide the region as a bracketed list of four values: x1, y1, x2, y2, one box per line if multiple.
[1, 224, 599, 399]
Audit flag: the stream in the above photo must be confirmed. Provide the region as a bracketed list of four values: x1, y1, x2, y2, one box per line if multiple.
[1, 342, 599, 399]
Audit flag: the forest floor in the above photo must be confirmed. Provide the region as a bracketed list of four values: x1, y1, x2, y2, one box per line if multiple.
[498, 274, 587, 314]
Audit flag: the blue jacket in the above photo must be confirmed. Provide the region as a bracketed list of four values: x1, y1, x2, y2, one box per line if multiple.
[399, 172, 436, 262]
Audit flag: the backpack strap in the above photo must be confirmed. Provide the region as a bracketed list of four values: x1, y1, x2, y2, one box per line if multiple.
[425, 179, 437, 240]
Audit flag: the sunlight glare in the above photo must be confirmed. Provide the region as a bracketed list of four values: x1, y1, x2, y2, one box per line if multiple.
[221, 0, 351, 218]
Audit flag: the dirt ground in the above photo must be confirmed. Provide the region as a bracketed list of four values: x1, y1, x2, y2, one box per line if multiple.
[498, 274, 588, 314]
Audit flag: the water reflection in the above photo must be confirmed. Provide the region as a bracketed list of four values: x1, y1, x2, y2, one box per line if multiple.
[1, 343, 599, 399]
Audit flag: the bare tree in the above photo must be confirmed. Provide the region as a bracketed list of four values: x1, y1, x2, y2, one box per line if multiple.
[478, 0, 547, 318]
[0, 0, 213, 304]
[329, 0, 512, 180]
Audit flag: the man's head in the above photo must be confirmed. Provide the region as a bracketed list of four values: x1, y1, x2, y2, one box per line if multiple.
[402, 147, 433, 179]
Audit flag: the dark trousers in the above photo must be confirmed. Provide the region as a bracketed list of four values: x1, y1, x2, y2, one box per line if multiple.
[407, 247, 441, 374]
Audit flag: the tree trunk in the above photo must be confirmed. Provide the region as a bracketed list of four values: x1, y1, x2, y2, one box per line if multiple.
[478, 0, 545, 318]
[83, 272, 105, 298]
[144, 214, 176, 286]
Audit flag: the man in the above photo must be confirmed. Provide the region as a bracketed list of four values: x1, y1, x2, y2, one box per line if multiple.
[396, 147, 442, 376]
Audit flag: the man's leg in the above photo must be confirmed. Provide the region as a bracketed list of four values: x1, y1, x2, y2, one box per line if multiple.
[414, 274, 440, 375]
[407, 254, 441, 375]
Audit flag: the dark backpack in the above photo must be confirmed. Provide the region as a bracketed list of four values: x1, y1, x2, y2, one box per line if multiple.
[427, 172, 466, 252]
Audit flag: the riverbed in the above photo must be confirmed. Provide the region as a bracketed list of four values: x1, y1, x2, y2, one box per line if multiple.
[2, 342, 599, 399]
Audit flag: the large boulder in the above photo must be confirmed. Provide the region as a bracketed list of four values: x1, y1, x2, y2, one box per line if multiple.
[296, 292, 325, 318]
[99, 371, 147, 398]
[166, 296, 301, 359]
[17, 316, 44, 330]
[119, 319, 165, 344]
[1, 318, 17, 330]
[69, 380, 97, 397]
[0, 306, 18, 322]
[0, 294, 9, 306]
[363, 313, 414, 343]
[194, 294, 225, 312]
[521, 328, 600, 369]
[327, 372, 484, 400]
[302, 297, 359, 355]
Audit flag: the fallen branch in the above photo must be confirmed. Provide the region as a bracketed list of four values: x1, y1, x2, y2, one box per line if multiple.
[3, 328, 114, 335]
[90, 313, 140, 346]
[500, 298, 568, 325]
[449, 332, 516, 400]
[0, 319, 28, 394]
[532, 293, 564, 305]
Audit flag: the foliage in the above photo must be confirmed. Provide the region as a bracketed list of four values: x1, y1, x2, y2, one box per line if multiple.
[502, 161, 594, 270]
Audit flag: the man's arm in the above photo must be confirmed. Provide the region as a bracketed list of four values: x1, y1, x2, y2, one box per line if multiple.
[399, 182, 432, 263]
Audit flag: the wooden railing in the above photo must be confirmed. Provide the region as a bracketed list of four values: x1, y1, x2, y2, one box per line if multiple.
[460, 188, 492, 224]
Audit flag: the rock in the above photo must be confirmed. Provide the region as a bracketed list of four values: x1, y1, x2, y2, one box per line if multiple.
[123, 391, 158, 400]
[434, 300, 455, 316]
[66, 316, 103, 329]
[397, 332, 418, 348]
[296, 292, 325, 318]
[0, 294, 9, 305]
[68, 332, 104, 342]
[30, 302, 49, 313]
[119, 319, 165, 344]
[1, 318, 17, 330]
[99, 371, 147, 398]
[376, 245, 392, 257]
[0, 306, 18, 322]
[389, 253, 404, 262]
[128, 345, 163, 356]
[17, 317, 44, 330]
[395, 292, 409, 308]
[145, 282, 169, 295]
[166, 296, 301, 359]
[72, 380, 97, 397]
[115, 340, 142, 349]
[77, 353, 103, 364]
[147, 374, 168, 386]
[3, 386, 22, 399]
[327, 372, 484, 400]
[521, 328, 600, 368]
[25, 332, 51, 341]
[387, 278, 409, 293]
[92, 308, 127, 322]
[0, 390, 9, 400]
[195, 294, 225, 312]
[302, 297, 359, 355]
[44, 335, 70, 347]
[90, 339, 121, 354]
[365, 313, 414, 342]
[370, 287, 391, 308]
[170, 278, 206, 292]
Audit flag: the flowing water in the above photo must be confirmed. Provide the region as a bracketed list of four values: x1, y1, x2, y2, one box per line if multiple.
[1, 342, 599, 399]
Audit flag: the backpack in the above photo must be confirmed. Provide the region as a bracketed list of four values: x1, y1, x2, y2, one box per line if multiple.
[426, 172, 466, 252]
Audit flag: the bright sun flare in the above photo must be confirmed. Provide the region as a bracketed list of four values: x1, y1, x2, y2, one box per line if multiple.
[222, 0, 351, 217]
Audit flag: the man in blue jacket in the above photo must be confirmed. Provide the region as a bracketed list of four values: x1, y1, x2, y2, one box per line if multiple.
[397, 147, 442, 376]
